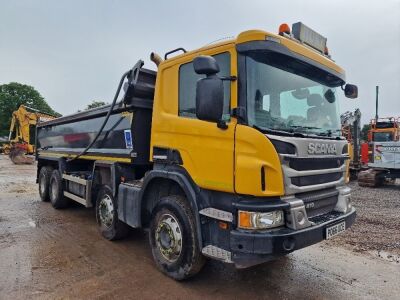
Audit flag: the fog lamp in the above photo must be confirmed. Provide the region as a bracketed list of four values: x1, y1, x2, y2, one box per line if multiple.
[238, 210, 284, 229]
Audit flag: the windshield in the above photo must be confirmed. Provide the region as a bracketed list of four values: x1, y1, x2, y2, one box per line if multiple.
[245, 52, 342, 137]
[373, 132, 394, 142]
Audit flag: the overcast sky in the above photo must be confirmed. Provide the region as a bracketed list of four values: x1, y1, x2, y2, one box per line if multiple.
[1, 0, 399, 124]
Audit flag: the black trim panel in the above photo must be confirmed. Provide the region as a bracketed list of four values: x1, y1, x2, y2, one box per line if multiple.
[236, 40, 345, 83]
[287, 156, 346, 171]
[291, 172, 342, 186]
[232, 198, 289, 212]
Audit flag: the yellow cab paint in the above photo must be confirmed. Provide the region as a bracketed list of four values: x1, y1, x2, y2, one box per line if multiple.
[151, 43, 238, 193]
[234, 125, 284, 196]
[345, 143, 352, 183]
[151, 29, 345, 197]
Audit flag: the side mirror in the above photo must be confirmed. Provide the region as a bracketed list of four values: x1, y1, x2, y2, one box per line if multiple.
[196, 77, 224, 122]
[193, 55, 220, 75]
[344, 84, 358, 99]
[194, 56, 224, 123]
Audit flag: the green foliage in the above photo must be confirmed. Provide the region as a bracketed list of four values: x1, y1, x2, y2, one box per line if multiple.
[361, 124, 370, 141]
[85, 100, 107, 110]
[0, 82, 61, 137]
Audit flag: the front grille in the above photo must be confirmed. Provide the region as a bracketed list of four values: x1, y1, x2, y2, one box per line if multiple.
[291, 172, 342, 186]
[296, 188, 339, 201]
[287, 157, 346, 171]
[297, 188, 339, 217]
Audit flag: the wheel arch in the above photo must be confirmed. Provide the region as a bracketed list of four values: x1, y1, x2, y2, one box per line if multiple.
[140, 168, 203, 247]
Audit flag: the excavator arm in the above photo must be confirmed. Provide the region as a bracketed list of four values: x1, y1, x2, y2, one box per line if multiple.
[341, 109, 362, 179]
[4, 105, 57, 164]
[8, 113, 17, 141]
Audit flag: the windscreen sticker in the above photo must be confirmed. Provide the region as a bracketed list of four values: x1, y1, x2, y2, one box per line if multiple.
[124, 129, 133, 149]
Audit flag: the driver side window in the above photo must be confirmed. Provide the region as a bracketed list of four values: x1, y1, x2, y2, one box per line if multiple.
[178, 52, 231, 121]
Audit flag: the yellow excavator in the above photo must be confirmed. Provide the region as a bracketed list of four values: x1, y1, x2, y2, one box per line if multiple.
[2, 105, 56, 164]
[341, 109, 362, 179]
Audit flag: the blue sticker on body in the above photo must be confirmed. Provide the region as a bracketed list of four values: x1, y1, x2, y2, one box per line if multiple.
[124, 129, 133, 149]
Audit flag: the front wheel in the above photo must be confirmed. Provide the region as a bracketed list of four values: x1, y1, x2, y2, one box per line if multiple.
[149, 195, 205, 280]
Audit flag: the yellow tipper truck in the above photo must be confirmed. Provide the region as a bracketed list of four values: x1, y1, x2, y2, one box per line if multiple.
[36, 22, 358, 280]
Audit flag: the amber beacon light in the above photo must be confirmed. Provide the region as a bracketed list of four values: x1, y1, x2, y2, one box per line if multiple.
[278, 23, 291, 35]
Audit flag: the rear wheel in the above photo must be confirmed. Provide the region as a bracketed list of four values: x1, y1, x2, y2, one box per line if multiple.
[38, 166, 53, 202]
[49, 169, 69, 209]
[95, 186, 130, 240]
[149, 195, 205, 280]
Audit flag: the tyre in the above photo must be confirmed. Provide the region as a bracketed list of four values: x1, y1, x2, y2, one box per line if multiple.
[95, 185, 130, 240]
[38, 166, 53, 202]
[49, 169, 69, 209]
[149, 195, 205, 280]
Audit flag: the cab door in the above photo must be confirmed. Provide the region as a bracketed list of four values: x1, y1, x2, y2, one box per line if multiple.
[151, 46, 237, 193]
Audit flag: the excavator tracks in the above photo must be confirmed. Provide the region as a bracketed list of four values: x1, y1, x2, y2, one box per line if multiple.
[358, 169, 385, 187]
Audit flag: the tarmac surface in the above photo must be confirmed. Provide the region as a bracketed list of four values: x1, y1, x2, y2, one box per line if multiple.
[0, 155, 399, 299]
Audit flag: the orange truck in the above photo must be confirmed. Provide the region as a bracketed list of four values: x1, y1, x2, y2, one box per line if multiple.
[368, 117, 399, 143]
[361, 117, 400, 165]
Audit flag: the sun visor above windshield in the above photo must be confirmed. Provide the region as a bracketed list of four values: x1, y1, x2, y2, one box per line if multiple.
[236, 41, 345, 87]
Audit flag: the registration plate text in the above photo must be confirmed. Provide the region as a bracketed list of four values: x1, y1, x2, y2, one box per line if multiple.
[326, 222, 346, 239]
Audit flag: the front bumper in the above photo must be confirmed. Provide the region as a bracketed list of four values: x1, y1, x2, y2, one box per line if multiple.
[230, 207, 356, 268]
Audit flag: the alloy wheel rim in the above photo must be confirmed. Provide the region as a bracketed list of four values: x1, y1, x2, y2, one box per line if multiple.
[155, 213, 182, 262]
[99, 194, 114, 228]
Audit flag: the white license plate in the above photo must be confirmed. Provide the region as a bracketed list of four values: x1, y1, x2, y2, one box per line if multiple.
[326, 222, 346, 239]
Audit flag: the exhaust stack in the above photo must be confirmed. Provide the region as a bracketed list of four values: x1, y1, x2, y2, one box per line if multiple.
[150, 52, 163, 67]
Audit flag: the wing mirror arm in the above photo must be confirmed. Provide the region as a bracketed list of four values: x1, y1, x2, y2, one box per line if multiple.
[220, 76, 237, 82]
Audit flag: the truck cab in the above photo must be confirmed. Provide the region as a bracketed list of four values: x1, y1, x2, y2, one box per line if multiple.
[369, 117, 399, 142]
[36, 22, 358, 280]
[147, 23, 357, 271]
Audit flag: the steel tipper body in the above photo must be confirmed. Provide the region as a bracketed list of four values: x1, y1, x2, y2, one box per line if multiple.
[36, 22, 357, 280]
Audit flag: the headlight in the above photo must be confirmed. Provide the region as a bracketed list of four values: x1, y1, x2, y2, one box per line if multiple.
[238, 210, 285, 229]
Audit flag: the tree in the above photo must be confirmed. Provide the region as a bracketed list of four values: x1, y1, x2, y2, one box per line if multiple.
[0, 82, 61, 137]
[85, 100, 107, 110]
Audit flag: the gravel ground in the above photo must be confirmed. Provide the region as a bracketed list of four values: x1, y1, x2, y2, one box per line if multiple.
[1, 155, 400, 299]
[327, 180, 400, 260]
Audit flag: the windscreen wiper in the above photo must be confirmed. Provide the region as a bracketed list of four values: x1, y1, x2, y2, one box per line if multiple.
[253, 125, 306, 138]
[289, 125, 322, 130]
[315, 129, 344, 140]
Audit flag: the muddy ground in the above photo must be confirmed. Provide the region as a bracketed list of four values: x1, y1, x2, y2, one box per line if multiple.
[0, 155, 399, 299]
